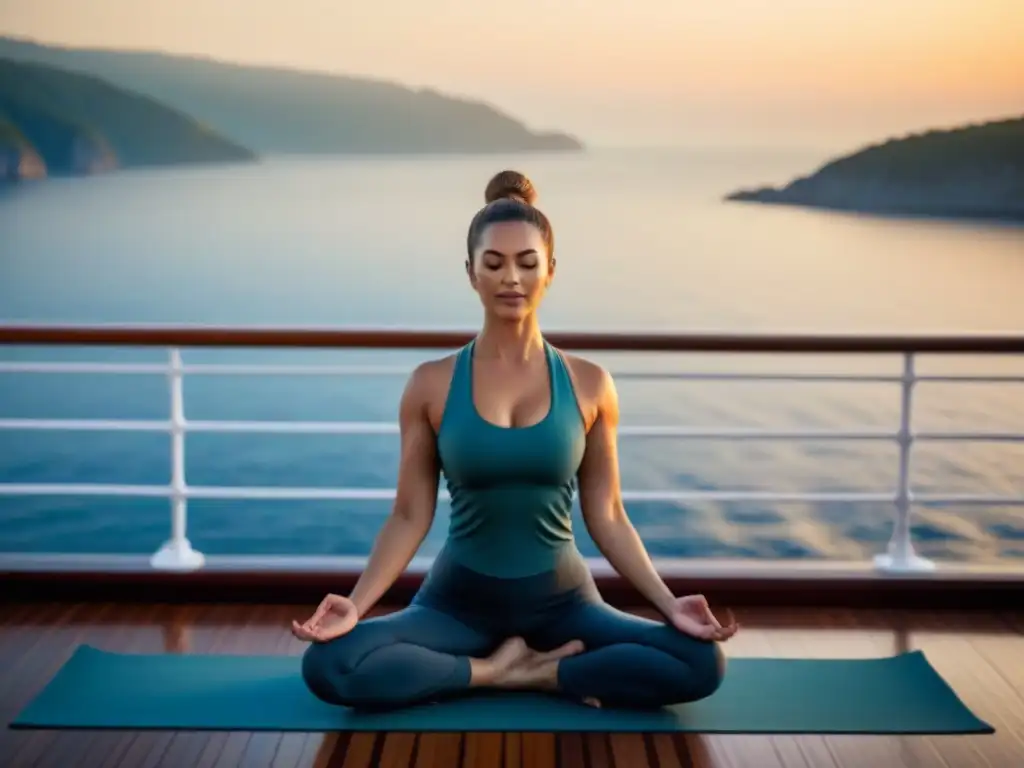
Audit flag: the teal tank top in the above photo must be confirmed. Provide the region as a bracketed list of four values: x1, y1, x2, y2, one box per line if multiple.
[436, 339, 587, 578]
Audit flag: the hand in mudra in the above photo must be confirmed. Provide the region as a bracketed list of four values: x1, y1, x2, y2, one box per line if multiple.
[291, 593, 358, 642]
[666, 594, 739, 641]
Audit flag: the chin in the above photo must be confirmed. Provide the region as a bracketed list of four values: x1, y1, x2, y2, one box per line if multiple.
[489, 304, 531, 322]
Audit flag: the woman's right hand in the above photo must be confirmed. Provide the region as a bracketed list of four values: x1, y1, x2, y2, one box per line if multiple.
[291, 593, 359, 642]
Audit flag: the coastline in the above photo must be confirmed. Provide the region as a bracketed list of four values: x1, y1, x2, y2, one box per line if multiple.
[724, 115, 1024, 226]
[725, 191, 1024, 226]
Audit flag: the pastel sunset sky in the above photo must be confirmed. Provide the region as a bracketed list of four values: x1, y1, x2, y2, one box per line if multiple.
[2, 0, 1021, 150]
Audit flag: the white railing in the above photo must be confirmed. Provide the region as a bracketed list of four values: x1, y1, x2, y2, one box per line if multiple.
[2, 333, 1024, 576]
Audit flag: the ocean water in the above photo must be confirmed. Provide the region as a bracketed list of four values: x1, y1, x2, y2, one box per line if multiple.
[2, 148, 1024, 564]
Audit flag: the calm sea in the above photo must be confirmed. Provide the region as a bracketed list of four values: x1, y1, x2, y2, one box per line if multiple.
[2, 149, 1023, 564]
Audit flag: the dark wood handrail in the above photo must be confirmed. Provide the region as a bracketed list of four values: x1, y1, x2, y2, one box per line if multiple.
[1, 323, 1024, 353]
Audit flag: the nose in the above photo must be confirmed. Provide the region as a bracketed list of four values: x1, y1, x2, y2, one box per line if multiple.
[501, 264, 521, 286]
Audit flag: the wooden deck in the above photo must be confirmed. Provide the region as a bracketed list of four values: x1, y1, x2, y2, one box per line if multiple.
[2, 601, 1023, 768]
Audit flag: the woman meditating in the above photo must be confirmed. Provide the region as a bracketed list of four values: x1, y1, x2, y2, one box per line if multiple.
[293, 170, 739, 711]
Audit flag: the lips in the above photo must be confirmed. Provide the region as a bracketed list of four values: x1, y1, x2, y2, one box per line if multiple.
[496, 292, 526, 300]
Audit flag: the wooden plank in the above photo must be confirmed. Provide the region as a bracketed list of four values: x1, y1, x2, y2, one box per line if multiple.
[380, 733, 417, 768]
[649, 734, 684, 768]
[304, 734, 342, 768]
[558, 733, 587, 768]
[900, 610, 1024, 767]
[209, 604, 287, 767]
[763, 608, 953, 768]
[272, 734, 312, 768]
[461, 733, 502, 768]
[504, 732, 522, 768]
[585, 733, 611, 768]
[414, 733, 461, 768]
[1, 602, 1023, 767]
[608, 734, 650, 767]
[691, 612, 786, 768]
[86, 604, 169, 768]
[738, 611, 828, 768]
[521, 733, 556, 768]
[341, 733, 378, 768]
[26, 604, 164, 768]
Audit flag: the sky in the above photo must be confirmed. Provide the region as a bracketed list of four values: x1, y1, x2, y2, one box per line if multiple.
[1, 0, 1021, 151]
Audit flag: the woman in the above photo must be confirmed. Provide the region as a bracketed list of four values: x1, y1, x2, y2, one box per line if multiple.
[293, 170, 739, 711]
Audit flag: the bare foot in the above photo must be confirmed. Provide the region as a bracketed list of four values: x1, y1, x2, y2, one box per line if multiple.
[492, 640, 585, 691]
[469, 637, 531, 686]
[490, 637, 532, 669]
[530, 640, 585, 664]
[582, 697, 602, 708]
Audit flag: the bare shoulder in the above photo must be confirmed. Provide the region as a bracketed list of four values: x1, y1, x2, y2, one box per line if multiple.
[556, 350, 619, 430]
[405, 353, 459, 431]
[407, 354, 458, 394]
[560, 352, 613, 399]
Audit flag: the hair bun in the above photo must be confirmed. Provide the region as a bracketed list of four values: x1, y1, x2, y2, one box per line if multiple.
[484, 170, 538, 206]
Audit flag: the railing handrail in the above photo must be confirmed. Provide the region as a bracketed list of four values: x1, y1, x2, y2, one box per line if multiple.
[2, 322, 1024, 353]
[2, 322, 1024, 577]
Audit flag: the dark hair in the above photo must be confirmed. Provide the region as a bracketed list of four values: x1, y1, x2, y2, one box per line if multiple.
[466, 170, 554, 261]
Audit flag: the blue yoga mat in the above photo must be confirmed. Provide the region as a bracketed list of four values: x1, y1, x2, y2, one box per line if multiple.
[10, 644, 993, 735]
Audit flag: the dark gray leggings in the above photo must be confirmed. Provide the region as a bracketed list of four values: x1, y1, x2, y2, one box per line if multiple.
[301, 549, 725, 710]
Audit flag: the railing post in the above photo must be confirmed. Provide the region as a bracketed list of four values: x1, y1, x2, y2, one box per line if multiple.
[874, 352, 935, 574]
[150, 348, 205, 571]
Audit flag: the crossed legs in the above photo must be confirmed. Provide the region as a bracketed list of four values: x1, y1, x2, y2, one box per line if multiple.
[300, 604, 582, 710]
[525, 601, 726, 709]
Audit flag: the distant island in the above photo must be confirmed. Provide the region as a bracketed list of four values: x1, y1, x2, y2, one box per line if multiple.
[726, 116, 1024, 223]
[0, 36, 583, 158]
[0, 57, 255, 181]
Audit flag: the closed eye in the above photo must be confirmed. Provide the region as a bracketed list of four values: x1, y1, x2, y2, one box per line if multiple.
[481, 248, 540, 270]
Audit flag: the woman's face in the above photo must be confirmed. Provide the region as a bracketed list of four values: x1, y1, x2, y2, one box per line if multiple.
[467, 220, 553, 322]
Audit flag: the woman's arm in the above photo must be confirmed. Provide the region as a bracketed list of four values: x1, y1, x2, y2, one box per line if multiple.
[346, 364, 441, 618]
[576, 366, 677, 617]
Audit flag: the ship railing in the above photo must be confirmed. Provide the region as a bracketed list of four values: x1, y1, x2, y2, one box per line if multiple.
[1, 324, 1023, 582]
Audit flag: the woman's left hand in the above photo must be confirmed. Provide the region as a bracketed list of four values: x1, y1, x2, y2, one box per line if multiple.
[666, 594, 739, 641]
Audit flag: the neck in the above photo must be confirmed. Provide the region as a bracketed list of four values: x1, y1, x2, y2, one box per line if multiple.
[475, 314, 544, 363]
